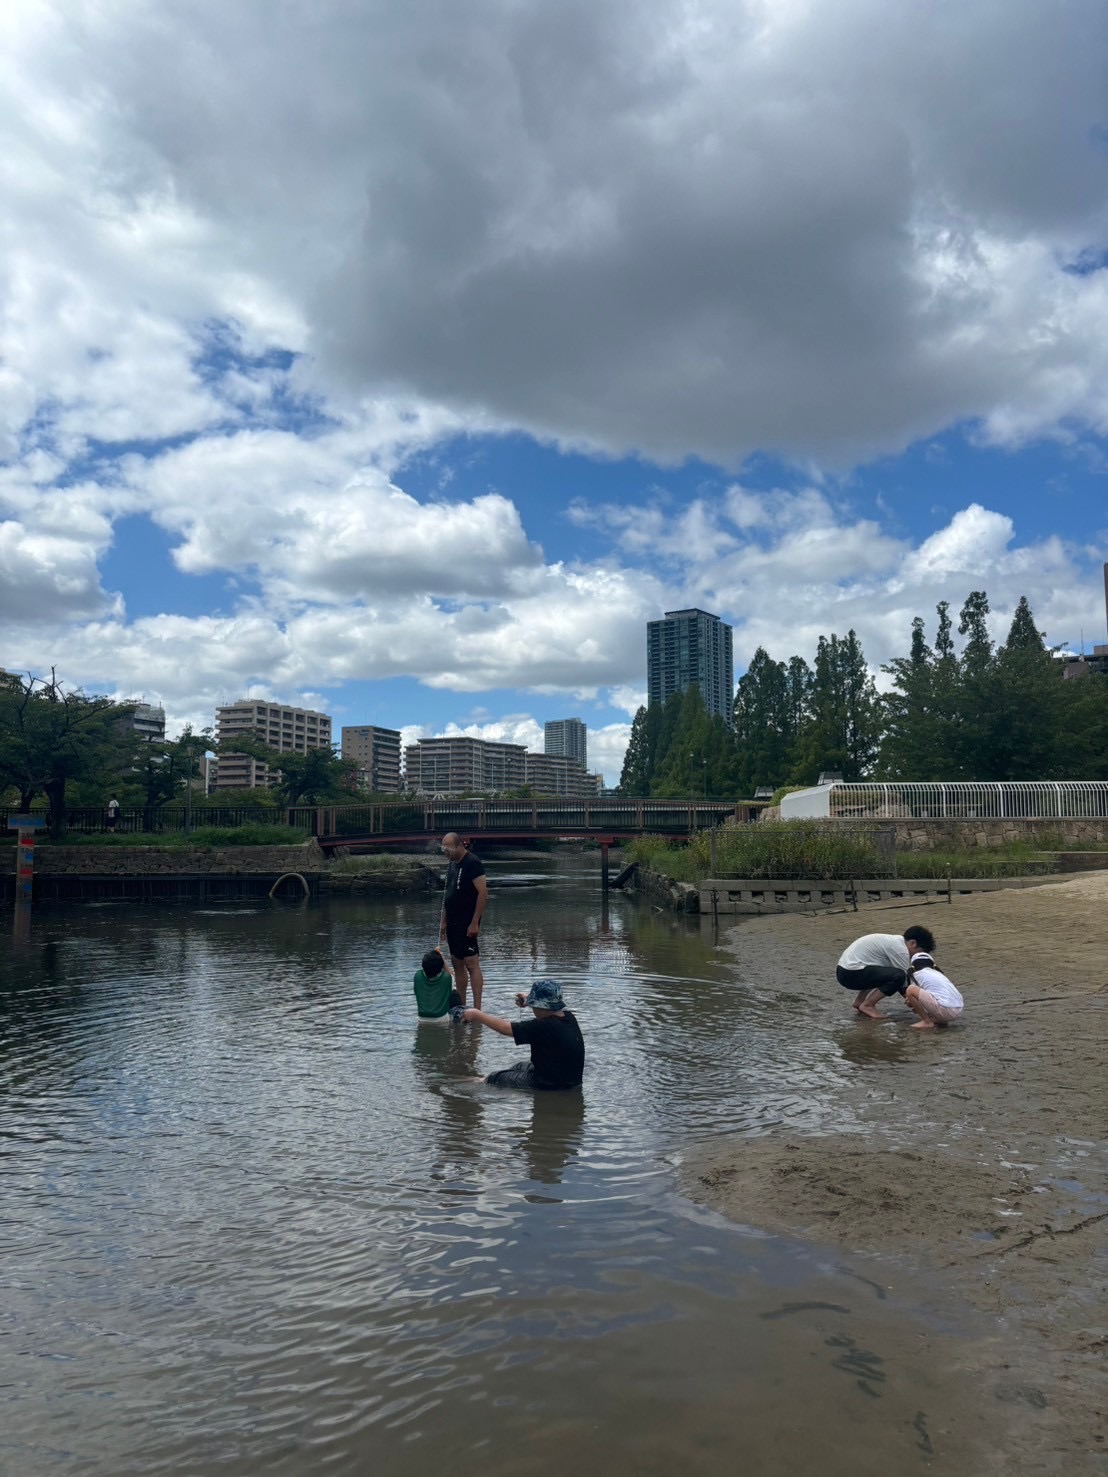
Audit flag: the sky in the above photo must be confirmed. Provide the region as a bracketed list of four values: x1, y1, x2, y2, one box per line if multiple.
[2, 0, 1108, 786]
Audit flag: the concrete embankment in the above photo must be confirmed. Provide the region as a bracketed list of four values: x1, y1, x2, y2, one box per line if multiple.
[5, 842, 449, 902]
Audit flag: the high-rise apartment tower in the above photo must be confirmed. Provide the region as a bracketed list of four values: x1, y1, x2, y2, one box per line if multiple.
[543, 718, 587, 767]
[647, 608, 734, 724]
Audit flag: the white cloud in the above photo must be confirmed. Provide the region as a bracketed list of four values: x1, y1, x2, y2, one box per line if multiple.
[0, 0, 1106, 471]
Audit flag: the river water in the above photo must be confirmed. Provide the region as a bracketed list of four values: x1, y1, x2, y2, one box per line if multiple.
[1, 854, 1002, 1475]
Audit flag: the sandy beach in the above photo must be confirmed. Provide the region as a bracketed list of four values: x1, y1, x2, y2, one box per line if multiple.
[686, 871, 1108, 1474]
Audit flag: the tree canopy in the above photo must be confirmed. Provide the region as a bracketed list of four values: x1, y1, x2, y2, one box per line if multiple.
[618, 594, 1107, 795]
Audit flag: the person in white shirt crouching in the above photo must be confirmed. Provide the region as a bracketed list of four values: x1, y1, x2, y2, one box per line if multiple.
[904, 951, 964, 1030]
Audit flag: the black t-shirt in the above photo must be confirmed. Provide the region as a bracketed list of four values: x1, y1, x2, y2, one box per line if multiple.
[443, 851, 485, 925]
[511, 1010, 584, 1090]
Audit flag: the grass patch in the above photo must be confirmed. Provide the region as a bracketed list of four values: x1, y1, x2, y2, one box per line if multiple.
[627, 822, 881, 881]
[31, 824, 311, 848]
[328, 853, 428, 875]
[627, 825, 1073, 882]
[896, 848, 1057, 878]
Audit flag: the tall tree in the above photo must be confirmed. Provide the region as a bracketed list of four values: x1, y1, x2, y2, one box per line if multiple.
[795, 631, 881, 782]
[954, 590, 998, 775]
[217, 736, 360, 806]
[0, 672, 136, 835]
[618, 704, 662, 794]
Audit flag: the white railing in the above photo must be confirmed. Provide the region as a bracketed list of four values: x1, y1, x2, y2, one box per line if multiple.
[824, 781, 1108, 821]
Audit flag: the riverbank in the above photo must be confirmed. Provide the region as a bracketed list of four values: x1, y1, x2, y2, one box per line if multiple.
[686, 870, 1108, 1473]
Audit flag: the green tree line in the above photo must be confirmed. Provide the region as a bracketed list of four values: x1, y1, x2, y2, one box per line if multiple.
[619, 591, 1108, 796]
[0, 672, 365, 835]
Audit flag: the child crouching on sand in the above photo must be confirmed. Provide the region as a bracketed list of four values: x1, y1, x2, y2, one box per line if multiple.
[904, 951, 964, 1029]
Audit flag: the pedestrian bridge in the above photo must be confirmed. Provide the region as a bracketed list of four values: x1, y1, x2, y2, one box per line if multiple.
[296, 798, 754, 853]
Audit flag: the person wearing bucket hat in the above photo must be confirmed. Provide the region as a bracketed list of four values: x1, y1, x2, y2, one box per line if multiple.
[462, 979, 584, 1090]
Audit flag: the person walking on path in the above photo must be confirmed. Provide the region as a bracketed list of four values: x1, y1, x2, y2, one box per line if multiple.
[106, 795, 120, 833]
[836, 925, 935, 1019]
[440, 833, 488, 1010]
[463, 979, 585, 1091]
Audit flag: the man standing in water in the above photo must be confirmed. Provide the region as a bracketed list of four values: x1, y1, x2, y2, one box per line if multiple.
[440, 833, 488, 1010]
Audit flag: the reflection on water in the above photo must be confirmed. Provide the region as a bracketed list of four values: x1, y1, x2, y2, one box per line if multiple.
[0, 854, 999, 1475]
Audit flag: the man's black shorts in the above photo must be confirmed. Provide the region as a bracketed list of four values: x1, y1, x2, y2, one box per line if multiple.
[836, 963, 906, 996]
[446, 927, 480, 961]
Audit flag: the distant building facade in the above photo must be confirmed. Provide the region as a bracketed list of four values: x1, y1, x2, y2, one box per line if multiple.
[341, 725, 402, 793]
[214, 701, 332, 791]
[129, 703, 166, 743]
[404, 736, 527, 795]
[544, 718, 587, 767]
[524, 753, 602, 798]
[647, 608, 734, 724]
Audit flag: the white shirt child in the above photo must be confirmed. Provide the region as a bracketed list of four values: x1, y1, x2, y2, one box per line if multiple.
[909, 954, 963, 1010]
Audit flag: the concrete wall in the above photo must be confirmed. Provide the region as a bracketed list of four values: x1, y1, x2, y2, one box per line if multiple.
[699, 875, 1065, 915]
[34, 841, 326, 876]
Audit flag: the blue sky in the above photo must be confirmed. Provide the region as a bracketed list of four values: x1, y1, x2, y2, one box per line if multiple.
[2, 0, 1107, 783]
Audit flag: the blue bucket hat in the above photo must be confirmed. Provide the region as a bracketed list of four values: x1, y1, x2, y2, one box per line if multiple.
[524, 979, 565, 1010]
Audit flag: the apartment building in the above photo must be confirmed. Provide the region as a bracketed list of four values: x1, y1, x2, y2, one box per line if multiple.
[647, 607, 734, 724]
[214, 700, 332, 791]
[129, 703, 166, 743]
[543, 718, 587, 767]
[524, 753, 603, 798]
[341, 724, 402, 793]
[404, 736, 527, 795]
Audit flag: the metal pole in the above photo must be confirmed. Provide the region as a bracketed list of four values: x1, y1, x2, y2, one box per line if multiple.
[710, 824, 718, 876]
[600, 840, 610, 891]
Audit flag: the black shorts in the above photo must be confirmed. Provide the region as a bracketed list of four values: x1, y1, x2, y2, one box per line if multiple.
[485, 1060, 535, 1091]
[836, 963, 906, 997]
[446, 926, 480, 961]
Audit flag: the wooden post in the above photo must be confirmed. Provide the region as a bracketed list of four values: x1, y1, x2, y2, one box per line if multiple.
[600, 839, 610, 891]
[710, 824, 718, 876]
[947, 864, 952, 905]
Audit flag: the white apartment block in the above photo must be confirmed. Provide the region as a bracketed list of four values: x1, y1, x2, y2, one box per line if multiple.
[130, 703, 166, 743]
[404, 736, 527, 795]
[341, 724, 402, 793]
[214, 701, 332, 791]
[524, 753, 601, 798]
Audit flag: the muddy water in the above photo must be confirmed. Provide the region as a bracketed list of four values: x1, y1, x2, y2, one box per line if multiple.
[1, 855, 1009, 1475]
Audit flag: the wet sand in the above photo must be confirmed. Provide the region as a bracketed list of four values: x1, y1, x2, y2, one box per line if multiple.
[687, 871, 1108, 1475]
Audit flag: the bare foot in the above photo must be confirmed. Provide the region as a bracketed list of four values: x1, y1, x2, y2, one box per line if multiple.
[858, 1006, 886, 1020]
[911, 1019, 936, 1030]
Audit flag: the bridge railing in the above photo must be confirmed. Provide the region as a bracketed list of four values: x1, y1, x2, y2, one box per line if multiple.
[297, 798, 744, 838]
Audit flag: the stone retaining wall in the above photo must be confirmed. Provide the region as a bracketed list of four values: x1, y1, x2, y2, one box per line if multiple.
[33, 841, 326, 876]
[699, 874, 1067, 915]
[822, 818, 1108, 850]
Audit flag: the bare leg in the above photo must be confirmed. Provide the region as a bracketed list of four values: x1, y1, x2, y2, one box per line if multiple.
[905, 984, 937, 1029]
[467, 956, 484, 1011]
[451, 953, 484, 1011]
[451, 954, 470, 1008]
[856, 987, 886, 1021]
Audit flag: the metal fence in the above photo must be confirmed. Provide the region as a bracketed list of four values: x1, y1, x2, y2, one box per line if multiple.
[13, 807, 301, 837]
[296, 798, 743, 838]
[822, 781, 1108, 822]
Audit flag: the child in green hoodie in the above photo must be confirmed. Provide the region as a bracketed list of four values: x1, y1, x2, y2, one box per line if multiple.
[413, 948, 465, 1022]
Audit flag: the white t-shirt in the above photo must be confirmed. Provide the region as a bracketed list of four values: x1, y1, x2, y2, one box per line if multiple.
[909, 956, 963, 1009]
[838, 933, 910, 971]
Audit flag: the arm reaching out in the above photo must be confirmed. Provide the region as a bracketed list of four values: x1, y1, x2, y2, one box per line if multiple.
[463, 1008, 515, 1037]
